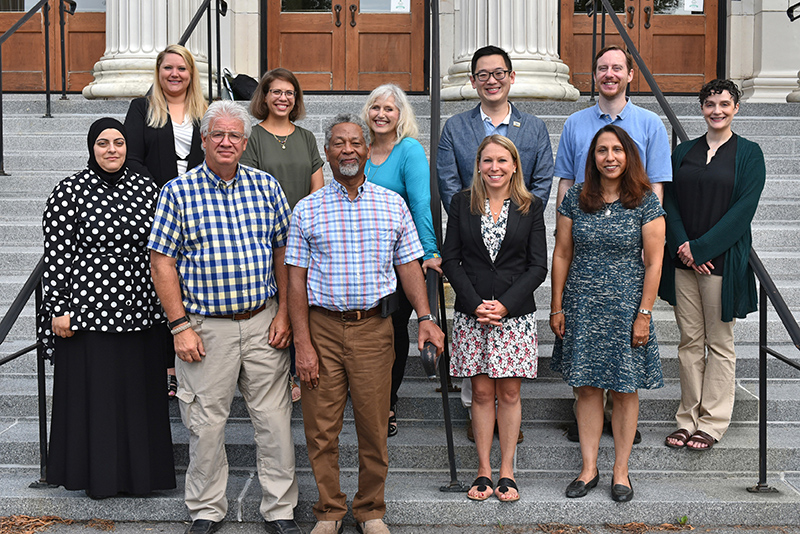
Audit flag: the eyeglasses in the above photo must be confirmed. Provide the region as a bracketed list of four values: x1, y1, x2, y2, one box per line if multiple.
[268, 89, 296, 98]
[472, 69, 511, 82]
[207, 131, 245, 144]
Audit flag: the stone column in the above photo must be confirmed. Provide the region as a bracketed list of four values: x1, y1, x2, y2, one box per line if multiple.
[441, 0, 579, 101]
[739, 0, 800, 103]
[787, 71, 800, 102]
[83, 0, 209, 99]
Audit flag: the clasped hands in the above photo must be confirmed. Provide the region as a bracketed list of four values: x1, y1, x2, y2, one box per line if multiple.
[475, 299, 508, 326]
[677, 241, 713, 275]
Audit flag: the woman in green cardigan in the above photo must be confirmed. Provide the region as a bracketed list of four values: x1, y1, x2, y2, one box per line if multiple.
[660, 79, 765, 451]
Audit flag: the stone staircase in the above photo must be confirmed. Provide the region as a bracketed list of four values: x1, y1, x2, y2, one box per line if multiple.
[1, 94, 799, 527]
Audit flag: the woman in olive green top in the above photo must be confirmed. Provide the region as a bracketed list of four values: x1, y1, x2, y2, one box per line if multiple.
[241, 68, 324, 210]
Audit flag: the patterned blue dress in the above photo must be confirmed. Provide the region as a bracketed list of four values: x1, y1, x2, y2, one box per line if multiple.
[550, 184, 665, 393]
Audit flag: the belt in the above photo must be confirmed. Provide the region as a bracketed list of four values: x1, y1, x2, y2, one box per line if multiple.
[311, 305, 381, 322]
[204, 303, 266, 321]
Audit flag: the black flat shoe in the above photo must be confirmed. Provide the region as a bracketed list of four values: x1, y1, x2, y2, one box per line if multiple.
[565, 470, 599, 498]
[264, 518, 303, 534]
[185, 519, 223, 534]
[611, 475, 634, 502]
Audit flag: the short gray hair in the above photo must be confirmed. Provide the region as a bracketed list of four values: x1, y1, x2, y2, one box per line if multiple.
[201, 100, 252, 139]
[323, 113, 369, 150]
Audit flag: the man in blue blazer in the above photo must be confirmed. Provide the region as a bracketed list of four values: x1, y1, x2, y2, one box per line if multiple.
[436, 45, 554, 443]
[437, 45, 554, 214]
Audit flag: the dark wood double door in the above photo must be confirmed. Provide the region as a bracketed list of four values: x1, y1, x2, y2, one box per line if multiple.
[265, 0, 426, 92]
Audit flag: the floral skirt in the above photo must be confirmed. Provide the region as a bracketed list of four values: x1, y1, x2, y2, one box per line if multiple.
[450, 311, 538, 379]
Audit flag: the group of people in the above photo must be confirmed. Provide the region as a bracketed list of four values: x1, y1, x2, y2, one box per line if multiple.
[38, 39, 764, 534]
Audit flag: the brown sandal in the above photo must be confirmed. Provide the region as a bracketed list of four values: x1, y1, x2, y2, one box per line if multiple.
[665, 428, 692, 449]
[686, 429, 716, 450]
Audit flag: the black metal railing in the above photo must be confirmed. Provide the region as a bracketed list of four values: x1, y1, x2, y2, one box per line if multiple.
[0, 0, 75, 176]
[0, 257, 49, 485]
[591, 0, 800, 492]
[177, 0, 228, 102]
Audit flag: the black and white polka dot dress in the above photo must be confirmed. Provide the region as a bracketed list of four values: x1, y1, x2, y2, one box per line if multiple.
[40, 167, 176, 497]
[39, 168, 165, 355]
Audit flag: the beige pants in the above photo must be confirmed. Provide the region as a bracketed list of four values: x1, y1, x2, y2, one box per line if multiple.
[301, 309, 394, 523]
[176, 298, 297, 522]
[673, 269, 737, 441]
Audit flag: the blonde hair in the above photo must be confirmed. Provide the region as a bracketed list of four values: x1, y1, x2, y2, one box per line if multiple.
[469, 135, 533, 216]
[360, 83, 419, 144]
[147, 44, 207, 129]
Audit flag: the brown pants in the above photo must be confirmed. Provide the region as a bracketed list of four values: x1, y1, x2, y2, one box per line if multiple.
[301, 309, 394, 523]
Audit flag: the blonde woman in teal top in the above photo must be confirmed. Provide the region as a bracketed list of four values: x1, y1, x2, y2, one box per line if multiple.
[361, 84, 442, 438]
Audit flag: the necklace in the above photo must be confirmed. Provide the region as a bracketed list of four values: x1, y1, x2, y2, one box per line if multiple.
[604, 203, 612, 216]
[272, 132, 289, 150]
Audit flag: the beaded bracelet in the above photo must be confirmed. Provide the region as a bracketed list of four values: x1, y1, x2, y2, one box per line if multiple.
[549, 310, 564, 317]
[171, 322, 192, 336]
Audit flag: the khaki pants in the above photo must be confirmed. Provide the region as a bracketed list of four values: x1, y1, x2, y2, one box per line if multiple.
[301, 309, 394, 523]
[176, 298, 297, 522]
[673, 269, 736, 441]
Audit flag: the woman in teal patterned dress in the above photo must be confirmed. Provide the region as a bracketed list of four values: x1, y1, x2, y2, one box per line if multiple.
[550, 124, 666, 503]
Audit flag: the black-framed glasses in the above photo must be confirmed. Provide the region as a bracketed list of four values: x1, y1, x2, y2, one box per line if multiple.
[269, 89, 296, 98]
[208, 131, 245, 144]
[472, 69, 511, 82]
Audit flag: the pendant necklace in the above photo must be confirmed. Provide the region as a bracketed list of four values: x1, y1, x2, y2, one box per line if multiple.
[604, 203, 612, 216]
[272, 132, 288, 150]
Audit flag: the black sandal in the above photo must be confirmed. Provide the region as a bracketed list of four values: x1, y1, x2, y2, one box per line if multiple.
[496, 477, 519, 502]
[388, 405, 397, 437]
[168, 375, 178, 398]
[467, 476, 494, 501]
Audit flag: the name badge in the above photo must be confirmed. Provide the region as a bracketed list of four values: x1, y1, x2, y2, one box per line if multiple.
[512, 121, 521, 128]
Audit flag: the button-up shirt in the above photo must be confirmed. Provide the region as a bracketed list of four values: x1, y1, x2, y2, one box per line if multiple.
[480, 104, 511, 137]
[554, 99, 672, 184]
[148, 161, 291, 315]
[285, 179, 423, 311]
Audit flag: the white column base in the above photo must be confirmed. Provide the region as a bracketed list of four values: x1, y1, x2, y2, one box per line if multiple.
[741, 75, 800, 103]
[786, 71, 800, 102]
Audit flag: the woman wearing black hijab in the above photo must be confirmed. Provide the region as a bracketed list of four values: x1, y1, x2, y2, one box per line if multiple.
[39, 118, 176, 499]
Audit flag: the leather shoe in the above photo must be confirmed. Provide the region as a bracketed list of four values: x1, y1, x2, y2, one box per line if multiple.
[565, 471, 600, 498]
[611, 475, 634, 502]
[604, 421, 642, 444]
[310, 520, 343, 534]
[264, 519, 303, 534]
[466, 420, 474, 442]
[566, 422, 579, 442]
[356, 519, 390, 534]
[185, 519, 223, 534]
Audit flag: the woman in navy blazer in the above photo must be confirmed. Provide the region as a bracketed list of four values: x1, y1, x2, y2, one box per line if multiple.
[442, 135, 547, 503]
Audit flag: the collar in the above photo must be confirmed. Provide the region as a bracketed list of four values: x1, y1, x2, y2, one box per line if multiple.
[330, 176, 367, 201]
[480, 103, 512, 126]
[595, 97, 632, 121]
[203, 161, 239, 189]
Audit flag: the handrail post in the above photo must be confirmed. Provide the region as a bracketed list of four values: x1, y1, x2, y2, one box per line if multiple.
[43, 2, 52, 118]
[35, 284, 49, 484]
[59, 0, 68, 100]
[747, 284, 778, 493]
[207, 0, 213, 101]
[0, 46, 6, 176]
[215, 0, 222, 101]
[589, 0, 598, 101]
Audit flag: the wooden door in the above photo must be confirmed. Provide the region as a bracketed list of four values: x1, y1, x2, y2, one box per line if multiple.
[0, 2, 104, 92]
[560, 0, 717, 93]
[265, 0, 426, 92]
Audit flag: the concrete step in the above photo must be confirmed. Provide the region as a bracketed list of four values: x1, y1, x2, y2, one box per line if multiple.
[0, 468, 798, 526]
[3, 374, 799, 424]
[3, 417, 800, 475]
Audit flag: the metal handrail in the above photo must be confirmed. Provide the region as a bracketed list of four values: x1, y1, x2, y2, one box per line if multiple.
[177, 0, 228, 101]
[592, 0, 800, 493]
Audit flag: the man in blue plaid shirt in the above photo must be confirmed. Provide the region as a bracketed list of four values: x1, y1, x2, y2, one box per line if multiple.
[285, 114, 445, 534]
[149, 101, 301, 534]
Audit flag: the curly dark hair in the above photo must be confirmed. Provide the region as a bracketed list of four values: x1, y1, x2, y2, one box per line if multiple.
[699, 79, 742, 106]
[580, 125, 651, 214]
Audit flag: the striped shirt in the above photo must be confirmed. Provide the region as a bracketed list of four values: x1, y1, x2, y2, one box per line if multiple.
[148, 161, 291, 315]
[285, 179, 423, 311]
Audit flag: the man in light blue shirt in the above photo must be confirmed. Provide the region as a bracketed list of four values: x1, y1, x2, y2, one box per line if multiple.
[555, 45, 671, 209]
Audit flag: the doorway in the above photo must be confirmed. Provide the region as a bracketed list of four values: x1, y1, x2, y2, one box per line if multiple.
[264, 0, 426, 92]
[560, 0, 718, 93]
[0, 0, 104, 92]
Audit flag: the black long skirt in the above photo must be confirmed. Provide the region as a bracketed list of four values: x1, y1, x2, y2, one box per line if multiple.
[46, 327, 176, 497]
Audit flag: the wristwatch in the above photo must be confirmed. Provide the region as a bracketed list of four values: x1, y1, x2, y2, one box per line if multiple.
[638, 308, 652, 316]
[417, 314, 438, 325]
